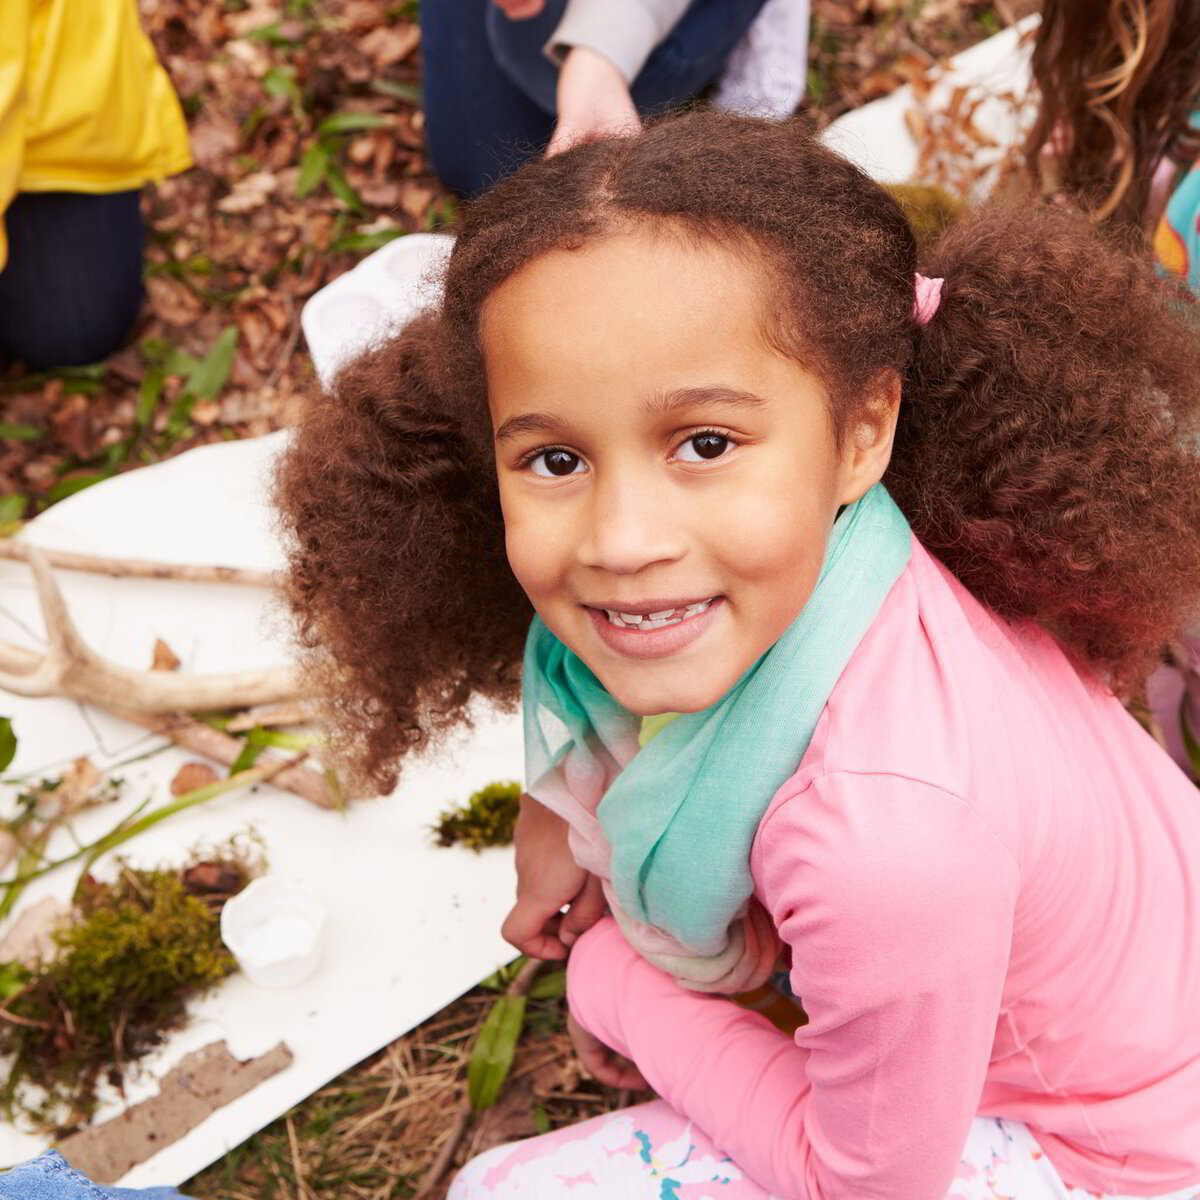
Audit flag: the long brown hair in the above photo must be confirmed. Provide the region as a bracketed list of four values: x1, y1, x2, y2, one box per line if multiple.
[1024, 0, 1200, 224]
[276, 113, 1200, 793]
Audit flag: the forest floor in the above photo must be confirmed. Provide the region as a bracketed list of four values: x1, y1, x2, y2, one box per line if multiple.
[0, 2, 1034, 1195]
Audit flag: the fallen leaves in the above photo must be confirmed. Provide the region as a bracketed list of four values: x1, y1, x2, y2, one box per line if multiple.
[359, 25, 420, 67]
[152, 638, 182, 671]
[170, 762, 220, 796]
[1, 0, 435, 514]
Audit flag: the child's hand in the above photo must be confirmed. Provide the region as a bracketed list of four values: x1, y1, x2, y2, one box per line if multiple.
[502, 794, 608, 960]
[547, 46, 640, 159]
[567, 1012, 650, 1091]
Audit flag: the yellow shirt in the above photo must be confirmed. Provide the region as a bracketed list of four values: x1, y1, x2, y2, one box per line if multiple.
[0, 0, 192, 268]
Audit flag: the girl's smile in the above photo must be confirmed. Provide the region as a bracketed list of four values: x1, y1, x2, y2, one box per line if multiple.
[483, 226, 894, 716]
[585, 595, 725, 660]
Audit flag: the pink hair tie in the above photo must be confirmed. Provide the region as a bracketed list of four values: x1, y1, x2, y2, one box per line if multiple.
[912, 273, 944, 325]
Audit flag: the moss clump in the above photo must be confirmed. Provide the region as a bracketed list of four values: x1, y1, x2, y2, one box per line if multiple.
[885, 183, 965, 255]
[0, 849, 256, 1134]
[434, 781, 521, 851]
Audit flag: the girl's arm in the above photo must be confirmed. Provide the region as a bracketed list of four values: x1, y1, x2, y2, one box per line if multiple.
[567, 772, 1020, 1200]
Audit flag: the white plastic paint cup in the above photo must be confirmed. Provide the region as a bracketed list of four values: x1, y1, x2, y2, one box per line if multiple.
[220, 877, 326, 989]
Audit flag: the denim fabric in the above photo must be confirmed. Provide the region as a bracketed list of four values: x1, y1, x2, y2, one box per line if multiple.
[0, 1151, 192, 1200]
[420, 0, 770, 195]
[0, 189, 144, 368]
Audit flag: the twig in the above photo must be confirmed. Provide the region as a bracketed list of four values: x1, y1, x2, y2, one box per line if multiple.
[0, 548, 301, 712]
[0, 1005, 52, 1030]
[224, 701, 320, 733]
[287, 1113, 312, 1200]
[413, 958, 543, 1200]
[265, 296, 304, 393]
[109, 708, 336, 809]
[0, 539, 279, 588]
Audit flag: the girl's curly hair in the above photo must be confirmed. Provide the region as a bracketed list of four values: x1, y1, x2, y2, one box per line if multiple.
[276, 112, 1200, 794]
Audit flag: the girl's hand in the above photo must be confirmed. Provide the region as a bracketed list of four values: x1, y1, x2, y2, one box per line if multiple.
[502, 795, 608, 959]
[547, 46, 640, 158]
[567, 1011, 651, 1090]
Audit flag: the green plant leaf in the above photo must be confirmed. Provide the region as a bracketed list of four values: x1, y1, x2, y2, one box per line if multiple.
[230, 728, 267, 776]
[296, 143, 329, 198]
[531, 1103, 551, 1134]
[528, 968, 566, 1001]
[0, 423, 42, 441]
[0, 718, 15, 772]
[0, 495, 26, 523]
[48, 474, 108, 504]
[370, 79, 422, 104]
[323, 160, 362, 211]
[187, 326, 238, 402]
[137, 364, 165, 430]
[468, 994, 527, 1111]
[264, 65, 305, 122]
[331, 228, 406, 254]
[0, 960, 30, 1001]
[317, 112, 390, 136]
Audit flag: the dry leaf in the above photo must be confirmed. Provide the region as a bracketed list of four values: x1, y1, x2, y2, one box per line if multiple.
[152, 638, 182, 671]
[0, 897, 70, 968]
[359, 25, 420, 67]
[171, 762, 219, 795]
[187, 112, 241, 169]
[217, 172, 279, 214]
[35, 757, 104, 820]
[147, 277, 205, 327]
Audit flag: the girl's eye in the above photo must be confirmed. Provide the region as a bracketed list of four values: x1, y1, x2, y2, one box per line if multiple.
[529, 448, 586, 477]
[675, 432, 732, 463]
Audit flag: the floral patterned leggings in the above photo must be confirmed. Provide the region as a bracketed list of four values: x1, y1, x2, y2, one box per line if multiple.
[447, 1101, 1200, 1200]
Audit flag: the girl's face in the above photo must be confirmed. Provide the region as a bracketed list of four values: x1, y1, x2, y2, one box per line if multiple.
[484, 228, 895, 715]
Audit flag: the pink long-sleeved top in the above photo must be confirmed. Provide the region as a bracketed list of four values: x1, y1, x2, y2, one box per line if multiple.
[566, 538, 1200, 1200]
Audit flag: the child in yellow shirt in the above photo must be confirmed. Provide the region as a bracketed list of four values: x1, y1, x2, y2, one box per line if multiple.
[0, 0, 191, 367]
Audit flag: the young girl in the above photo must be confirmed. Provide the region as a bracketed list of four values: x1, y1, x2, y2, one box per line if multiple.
[276, 113, 1200, 1199]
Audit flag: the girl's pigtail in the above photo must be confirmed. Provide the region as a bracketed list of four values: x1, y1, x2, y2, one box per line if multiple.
[889, 200, 1200, 695]
[274, 314, 530, 794]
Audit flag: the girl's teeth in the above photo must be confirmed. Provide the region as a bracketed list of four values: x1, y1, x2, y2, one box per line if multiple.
[602, 598, 716, 630]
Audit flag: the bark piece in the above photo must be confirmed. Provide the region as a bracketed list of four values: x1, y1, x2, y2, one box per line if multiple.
[57, 1040, 293, 1184]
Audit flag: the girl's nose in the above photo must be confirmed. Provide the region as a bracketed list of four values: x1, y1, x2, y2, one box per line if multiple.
[575, 472, 686, 575]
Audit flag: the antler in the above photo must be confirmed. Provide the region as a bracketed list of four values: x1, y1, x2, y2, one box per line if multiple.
[0, 548, 303, 712]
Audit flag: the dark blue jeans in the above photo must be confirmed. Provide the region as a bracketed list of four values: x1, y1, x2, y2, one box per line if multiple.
[0, 189, 144, 369]
[421, 0, 770, 196]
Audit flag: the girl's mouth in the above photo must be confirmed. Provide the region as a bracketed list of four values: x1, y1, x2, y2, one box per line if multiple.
[584, 597, 724, 659]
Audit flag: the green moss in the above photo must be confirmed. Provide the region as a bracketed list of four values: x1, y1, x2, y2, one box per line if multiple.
[433, 781, 521, 851]
[885, 183, 966, 255]
[0, 847, 257, 1133]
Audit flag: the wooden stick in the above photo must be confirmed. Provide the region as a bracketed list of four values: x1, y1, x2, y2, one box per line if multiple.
[109, 708, 337, 810]
[0, 549, 302, 712]
[0, 539, 280, 588]
[224, 701, 320, 733]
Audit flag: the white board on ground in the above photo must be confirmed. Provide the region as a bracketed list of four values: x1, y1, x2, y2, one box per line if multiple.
[0, 433, 524, 1185]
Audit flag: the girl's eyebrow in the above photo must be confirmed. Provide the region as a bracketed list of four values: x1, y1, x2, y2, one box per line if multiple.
[645, 385, 768, 416]
[493, 386, 767, 444]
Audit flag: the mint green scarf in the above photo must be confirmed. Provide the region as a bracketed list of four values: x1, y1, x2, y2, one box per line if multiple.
[522, 484, 912, 958]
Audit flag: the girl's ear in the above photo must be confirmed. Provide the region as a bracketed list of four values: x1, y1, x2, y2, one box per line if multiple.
[836, 369, 902, 506]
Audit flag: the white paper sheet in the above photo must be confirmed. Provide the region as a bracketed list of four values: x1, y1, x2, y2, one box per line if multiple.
[0, 434, 524, 1185]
